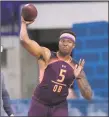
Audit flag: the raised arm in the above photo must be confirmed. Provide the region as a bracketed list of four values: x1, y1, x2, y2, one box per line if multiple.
[20, 16, 51, 61]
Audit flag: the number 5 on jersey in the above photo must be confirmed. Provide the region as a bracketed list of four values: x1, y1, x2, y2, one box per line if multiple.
[53, 69, 66, 93]
[57, 69, 66, 82]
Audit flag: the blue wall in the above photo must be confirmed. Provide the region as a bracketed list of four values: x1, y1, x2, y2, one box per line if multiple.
[72, 21, 108, 98]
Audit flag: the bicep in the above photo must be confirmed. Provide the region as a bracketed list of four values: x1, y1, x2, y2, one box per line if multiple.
[21, 39, 51, 62]
[21, 39, 43, 58]
[41, 47, 51, 62]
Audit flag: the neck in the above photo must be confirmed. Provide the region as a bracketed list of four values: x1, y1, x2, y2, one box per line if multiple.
[57, 51, 72, 62]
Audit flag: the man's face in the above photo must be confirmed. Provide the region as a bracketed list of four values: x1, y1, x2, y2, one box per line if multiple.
[59, 38, 75, 56]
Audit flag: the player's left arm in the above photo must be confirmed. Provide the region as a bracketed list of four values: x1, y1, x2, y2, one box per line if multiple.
[74, 59, 93, 100]
[76, 70, 92, 100]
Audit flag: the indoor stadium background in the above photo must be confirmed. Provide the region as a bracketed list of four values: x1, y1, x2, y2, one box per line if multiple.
[1, 1, 108, 116]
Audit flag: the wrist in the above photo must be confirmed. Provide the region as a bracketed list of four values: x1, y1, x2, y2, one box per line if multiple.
[75, 75, 81, 80]
[21, 21, 26, 25]
[75, 77, 81, 80]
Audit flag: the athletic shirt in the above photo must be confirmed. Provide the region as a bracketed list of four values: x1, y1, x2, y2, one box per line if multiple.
[33, 51, 84, 105]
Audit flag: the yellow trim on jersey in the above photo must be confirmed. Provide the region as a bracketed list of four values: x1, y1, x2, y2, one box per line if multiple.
[51, 80, 66, 86]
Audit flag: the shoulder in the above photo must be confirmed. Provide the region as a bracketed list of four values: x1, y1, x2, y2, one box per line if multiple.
[41, 46, 50, 51]
[41, 47, 51, 55]
[38, 47, 51, 62]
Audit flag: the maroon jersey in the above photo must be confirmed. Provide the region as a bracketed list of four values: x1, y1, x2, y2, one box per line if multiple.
[33, 51, 77, 105]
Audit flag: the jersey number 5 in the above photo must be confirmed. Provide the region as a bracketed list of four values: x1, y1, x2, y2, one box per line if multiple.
[57, 69, 66, 83]
[53, 69, 66, 93]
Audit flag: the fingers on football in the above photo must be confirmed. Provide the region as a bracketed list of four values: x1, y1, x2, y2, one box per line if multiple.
[26, 20, 35, 24]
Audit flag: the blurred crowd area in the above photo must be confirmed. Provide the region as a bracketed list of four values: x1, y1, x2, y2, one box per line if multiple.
[1, 1, 108, 116]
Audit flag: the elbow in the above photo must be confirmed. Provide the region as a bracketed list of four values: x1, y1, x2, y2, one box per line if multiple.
[84, 94, 92, 100]
[82, 91, 93, 100]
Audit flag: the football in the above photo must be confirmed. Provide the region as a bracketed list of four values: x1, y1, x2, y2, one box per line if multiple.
[21, 4, 38, 21]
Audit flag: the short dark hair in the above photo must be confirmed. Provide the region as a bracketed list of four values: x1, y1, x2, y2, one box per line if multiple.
[60, 30, 76, 38]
